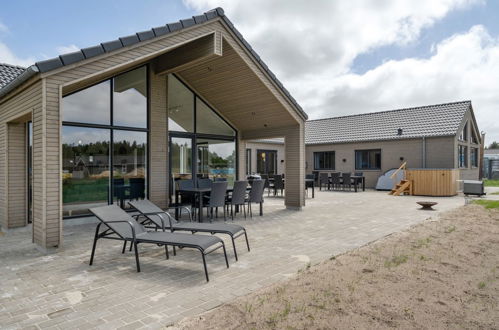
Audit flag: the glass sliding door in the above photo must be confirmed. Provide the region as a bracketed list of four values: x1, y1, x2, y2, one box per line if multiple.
[26, 121, 33, 224]
[196, 138, 236, 184]
[62, 126, 110, 217]
[170, 136, 193, 180]
[257, 150, 277, 175]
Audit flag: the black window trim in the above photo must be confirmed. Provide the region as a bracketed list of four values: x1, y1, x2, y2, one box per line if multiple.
[355, 149, 382, 170]
[313, 151, 335, 171]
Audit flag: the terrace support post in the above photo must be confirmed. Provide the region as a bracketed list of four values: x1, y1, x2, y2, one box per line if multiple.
[284, 124, 305, 209]
[32, 79, 62, 251]
[237, 137, 246, 180]
[149, 70, 168, 208]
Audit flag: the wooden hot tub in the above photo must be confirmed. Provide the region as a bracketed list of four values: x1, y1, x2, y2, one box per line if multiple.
[405, 169, 459, 197]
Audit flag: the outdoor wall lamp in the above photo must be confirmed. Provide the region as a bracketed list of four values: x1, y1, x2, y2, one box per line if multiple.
[400, 157, 405, 161]
[342, 158, 346, 162]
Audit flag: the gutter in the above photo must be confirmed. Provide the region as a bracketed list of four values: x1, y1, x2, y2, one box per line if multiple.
[0, 65, 39, 99]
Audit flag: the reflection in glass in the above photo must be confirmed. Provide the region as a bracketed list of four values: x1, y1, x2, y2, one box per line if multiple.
[113, 67, 147, 128]
[197, 139, 236, 185]
[171, 137, 192, 181]
[113, 130, 147, 208]
[62, 126, 110, 216]
[257, 150, 277, 175]
[168, 75, 194, 132]
[196, 98, 235, 136]
[62, 80, 110, 125]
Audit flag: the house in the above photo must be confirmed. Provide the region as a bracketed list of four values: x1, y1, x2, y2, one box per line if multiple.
[483, 149, 499, 179]
[246, 101, 481, 187]
[0, 8, 308, 250]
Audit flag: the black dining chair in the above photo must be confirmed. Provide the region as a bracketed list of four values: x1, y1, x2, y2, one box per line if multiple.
[176, 179, 196, 218]
[226, 180, 248, 220]
[330, 172, 341, 190]
[214, 177, 227, 182]
[259, 174, 269, 194]
[305, 174, 314, 196]
[342, 173, 352, 191]
[128, 177, 145, 200]
[353, 172, 363, 190]
[270, 175, 284, 196]
[319, 172, 329, 191]
[198, 178, 213, 189]
[247, 179, 265, 217]
[205, 181, 228, 222]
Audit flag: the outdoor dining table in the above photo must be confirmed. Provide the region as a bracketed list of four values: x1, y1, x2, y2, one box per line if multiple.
[175, 185, 252, 222]
[267, 177, 315, 198]
[350, 175, 365, 192]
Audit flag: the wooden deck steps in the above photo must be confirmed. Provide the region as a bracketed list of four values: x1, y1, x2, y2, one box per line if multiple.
[389, 179, 413, 196]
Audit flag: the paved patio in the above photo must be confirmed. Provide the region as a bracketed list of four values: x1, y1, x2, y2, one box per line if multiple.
[0, 190, 464, 329]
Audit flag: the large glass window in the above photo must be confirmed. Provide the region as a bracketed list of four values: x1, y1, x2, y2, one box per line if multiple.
[168, 75, 194, 132]
[62, 80, 110, 125]
[113, 67, 147, 128]
[113, 130, 147, 208]
[171, 137, 193, 181]
[62, 65, 148, 217]
[62, 126, 110, 217]
[459, 122, 468, 141]
[355, 149, 381, 170]
[471, 147, 479, 167]
[458, 145, 468, 168]
[197, 139, 236, 185]
[257, 150, 277, 175]
[314, 151, 335, 170]
[196, 98, 235, 136]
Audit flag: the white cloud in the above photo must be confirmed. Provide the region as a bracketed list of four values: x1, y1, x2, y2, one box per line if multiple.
[184, 0, 498, 142]
[0, 42, 35, 67]
[56, 44, 80, 55]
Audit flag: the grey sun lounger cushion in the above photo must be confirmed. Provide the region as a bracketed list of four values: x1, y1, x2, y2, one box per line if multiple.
[135, 231, 222, 251]
[128, 199, 250, 261]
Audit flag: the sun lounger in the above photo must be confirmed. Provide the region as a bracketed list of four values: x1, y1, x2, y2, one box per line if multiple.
[89, 204, 228, 281]
[128, 199, 250, 261]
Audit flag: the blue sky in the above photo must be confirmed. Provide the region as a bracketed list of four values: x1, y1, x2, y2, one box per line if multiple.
[1, 0, 498, 142]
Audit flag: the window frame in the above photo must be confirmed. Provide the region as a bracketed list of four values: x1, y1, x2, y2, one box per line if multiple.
[355, 149, 382, 170]
[62, 64, 150, 218]
[313, 151, 335, 171]
[246, 148, 252, 175]
[470, 147, 479, 168]
[458, 144, 468, 168]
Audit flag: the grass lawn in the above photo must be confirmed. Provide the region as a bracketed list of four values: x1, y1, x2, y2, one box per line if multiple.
[473, 200, 499, 209]
[484, 179, 499, 187]
[63, 178, 108, 204]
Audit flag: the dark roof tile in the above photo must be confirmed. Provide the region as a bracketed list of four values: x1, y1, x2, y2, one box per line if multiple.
[101, 40, 123, 52]
[120, 34, 140, 47]
[193, 15, 207, 24]
[36, 57, 63, 72]
[59, 51, 85, 65]
[137, 30, 155, 41]
[180, 18, 195, 28]
[167, 22, 183, 32]
[152, 25, 170, 36]
[81, 45, 105, 59]
[0, 63, 26, 89]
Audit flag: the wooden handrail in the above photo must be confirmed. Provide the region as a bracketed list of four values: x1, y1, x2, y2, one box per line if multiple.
[390, 161, 407, 179]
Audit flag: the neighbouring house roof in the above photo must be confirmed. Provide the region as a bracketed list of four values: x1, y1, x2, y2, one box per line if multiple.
[485, 149, 499, 155]
[0, 63, 26, 89]
[305, 101, 473, 145]
[0, 8, 307, 120]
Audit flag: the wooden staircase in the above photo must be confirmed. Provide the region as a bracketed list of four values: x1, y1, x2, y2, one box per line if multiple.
[388, 161, 413, 196]
[389, 179, 413, 196]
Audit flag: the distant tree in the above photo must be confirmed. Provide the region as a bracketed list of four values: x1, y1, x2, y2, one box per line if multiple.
[488, 141, 499, 149]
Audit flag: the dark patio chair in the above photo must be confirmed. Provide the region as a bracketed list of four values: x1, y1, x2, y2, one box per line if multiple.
[270, 175, 284, 196]
[330, 172, 341, 190]
[197, 178, 213, 189]
[247, 179, 265, 217]
[205, 181, 228, 222]
[176, 179, 196, 219]
[226, 180, 248, 220]
[319, 172, 329, 191]
[305, 174, 314, 196]
[128, 177, 145, 200]
[353, 172, 363, 190]
[89, 204, 228, 282]
[214, 177, 227, 182]
[260, 174, 270, 195]
[342, 173, 352, 191]
[129, 199, 250, 261]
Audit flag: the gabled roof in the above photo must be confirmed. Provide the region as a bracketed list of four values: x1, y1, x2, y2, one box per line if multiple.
[305, 101, 472, 145]
[0, 8, 307, 119]
[0, 63, 25, 89]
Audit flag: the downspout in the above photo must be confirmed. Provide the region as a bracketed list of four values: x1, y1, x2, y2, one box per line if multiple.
[422, 137, 426, 168]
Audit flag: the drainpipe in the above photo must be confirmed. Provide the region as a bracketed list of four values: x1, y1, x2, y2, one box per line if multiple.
[422, 137, 426, 168]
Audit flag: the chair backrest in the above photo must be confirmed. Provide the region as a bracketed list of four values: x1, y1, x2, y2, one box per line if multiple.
[214, 177, 227, 182]
[319, 172, 329, 184]
[112, 178, 125, 197]
[177, 179, 194, 190]
[208, 181, 228, 207]
[129, 177, 145, 199]
[197, 178, 213, 189]
[230, 181, 248, 205]
[90, 204, 145, 239]
[354, 172, 363, 177]
[330, 172, 340, 183]
[128, 199, 177, 228]
[273, 175, 284, 189]
[305, 174, 314, 180]
[342, 172, 351, 182]
[249, 179, 265, 203]
[260, 174, 269, 188]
